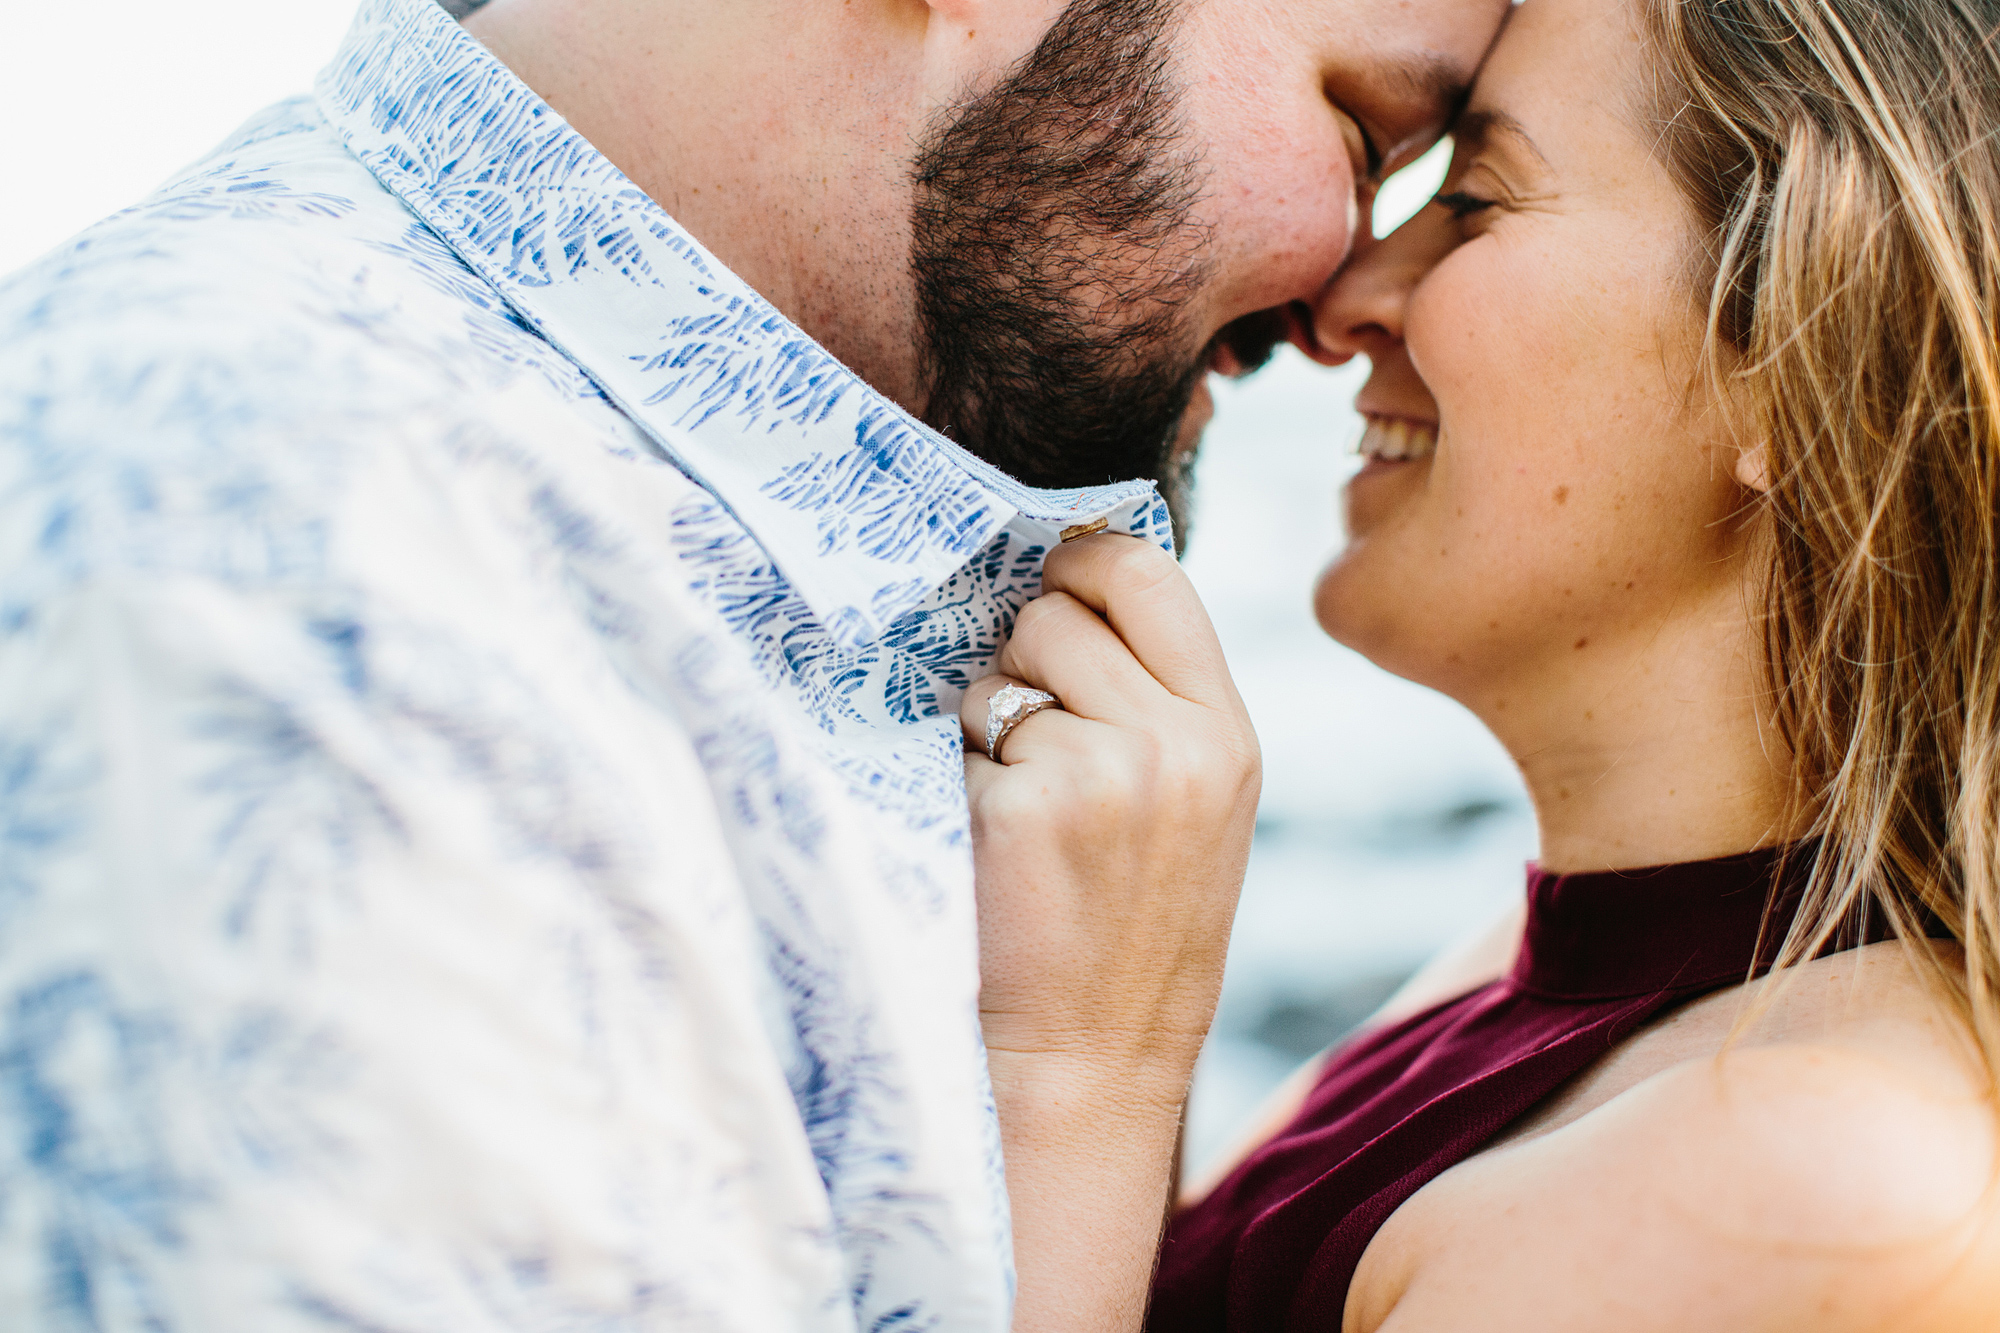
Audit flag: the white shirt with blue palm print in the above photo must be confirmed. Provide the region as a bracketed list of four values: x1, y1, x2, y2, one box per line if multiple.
[0, 0, 1171, 1327]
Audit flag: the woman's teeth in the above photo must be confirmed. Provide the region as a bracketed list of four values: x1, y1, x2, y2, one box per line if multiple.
[1357, 416, 1438, 462]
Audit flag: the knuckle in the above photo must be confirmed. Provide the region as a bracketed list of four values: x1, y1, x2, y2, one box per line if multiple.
[1009, 591, 1071, 641]
[1154, 716, 1260, 807]
[1123, 727, 1169, 775]
[1218, 725, 1263, 789]
[1102, 538, 1178, 596]
[970, 771, 1049, 833]
[1067, 743, 1151, 813]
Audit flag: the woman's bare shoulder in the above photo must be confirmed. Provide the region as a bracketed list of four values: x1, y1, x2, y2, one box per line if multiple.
[1349, 949, 2000, 1332]
[1629, 1040, 1995, 1256]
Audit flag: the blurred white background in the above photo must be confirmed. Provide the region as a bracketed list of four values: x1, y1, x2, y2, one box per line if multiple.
[0, 1, 359, 275]
[0, 0, 1536, 1178]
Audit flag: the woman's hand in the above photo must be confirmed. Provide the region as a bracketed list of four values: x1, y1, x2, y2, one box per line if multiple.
[960, 532, 1260, 1332]
[964, 530, 1260, 1078]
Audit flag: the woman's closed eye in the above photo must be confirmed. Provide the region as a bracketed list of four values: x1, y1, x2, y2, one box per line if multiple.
[1433, 190, 1497, 220]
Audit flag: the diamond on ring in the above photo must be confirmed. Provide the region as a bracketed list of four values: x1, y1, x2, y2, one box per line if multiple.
[983, 684, 1061, 763]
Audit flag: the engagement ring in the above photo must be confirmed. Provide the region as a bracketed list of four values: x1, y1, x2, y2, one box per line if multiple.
[983, 684, 1061, 763]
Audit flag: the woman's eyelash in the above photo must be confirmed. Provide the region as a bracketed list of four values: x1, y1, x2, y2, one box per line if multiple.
[1433, 190, 1497, 220]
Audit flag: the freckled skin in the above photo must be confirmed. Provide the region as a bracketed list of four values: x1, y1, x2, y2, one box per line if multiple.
[1303, 0, 1780, 873]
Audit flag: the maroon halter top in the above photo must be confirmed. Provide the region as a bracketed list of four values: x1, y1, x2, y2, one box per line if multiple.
[1148, 846, 1843, 1332]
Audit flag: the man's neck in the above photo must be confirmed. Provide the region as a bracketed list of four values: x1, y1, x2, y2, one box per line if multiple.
[461, 0, 933, 408]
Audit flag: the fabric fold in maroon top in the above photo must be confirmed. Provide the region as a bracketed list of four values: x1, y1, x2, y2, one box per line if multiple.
[1147, 845, 1888, 1332]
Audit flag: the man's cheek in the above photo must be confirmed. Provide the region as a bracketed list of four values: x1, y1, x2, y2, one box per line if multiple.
[1200, 165, 1359, 318]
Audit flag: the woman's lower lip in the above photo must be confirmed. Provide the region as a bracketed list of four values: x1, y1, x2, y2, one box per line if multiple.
[1352, 455, 1418, 482]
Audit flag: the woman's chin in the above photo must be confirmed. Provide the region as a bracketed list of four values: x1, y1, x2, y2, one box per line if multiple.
[1319, 450, 1456, 670]
[1313, 535, 1463, 695]
[1312, 547, 1398, 661]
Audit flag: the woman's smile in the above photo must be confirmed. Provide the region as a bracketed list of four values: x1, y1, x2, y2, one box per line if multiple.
[1346, 412, 1440, 529]
[1354, 413, 1438, 466]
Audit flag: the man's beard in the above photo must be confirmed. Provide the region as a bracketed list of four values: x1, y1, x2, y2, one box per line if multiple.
[910, 0, 1286, 545]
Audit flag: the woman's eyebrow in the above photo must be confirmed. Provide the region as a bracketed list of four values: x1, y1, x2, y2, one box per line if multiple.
[1455, 108, 1550, 168]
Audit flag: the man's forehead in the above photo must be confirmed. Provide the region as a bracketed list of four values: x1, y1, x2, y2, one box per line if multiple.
[1381, 48, 1482, 121]
[1340, 0, 1512, 120]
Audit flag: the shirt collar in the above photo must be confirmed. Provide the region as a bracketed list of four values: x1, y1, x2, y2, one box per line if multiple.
[315, 0, 1171, 649]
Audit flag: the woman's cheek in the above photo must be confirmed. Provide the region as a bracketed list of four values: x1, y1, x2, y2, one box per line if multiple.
[1409, 233, 1580, 421]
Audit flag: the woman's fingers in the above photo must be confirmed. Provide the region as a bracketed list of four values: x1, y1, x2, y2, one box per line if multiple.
[1037, 533, 1243, 714]
[991, 595, 1170, 726]
[961, 534, 1253, 758]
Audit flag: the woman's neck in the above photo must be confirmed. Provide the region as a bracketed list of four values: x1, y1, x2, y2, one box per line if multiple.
[1472, 584, 1793, 874]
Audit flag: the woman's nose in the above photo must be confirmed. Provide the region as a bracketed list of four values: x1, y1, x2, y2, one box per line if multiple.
[1308, 205, 1455, 364]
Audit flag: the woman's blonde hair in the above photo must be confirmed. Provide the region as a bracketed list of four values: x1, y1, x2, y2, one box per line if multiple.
[1644, 0, 2000, 1075]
